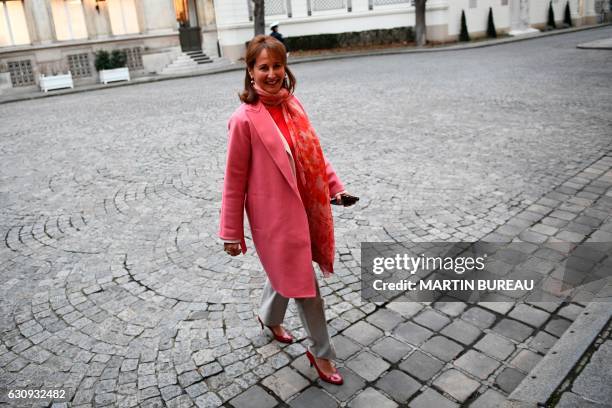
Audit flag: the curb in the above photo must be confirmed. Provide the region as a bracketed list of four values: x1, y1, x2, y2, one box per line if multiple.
[577, 44, 612, 49]
[505, 285, 612, 407]
[0, 23, 610, 105]
[576, 38, 612, 49]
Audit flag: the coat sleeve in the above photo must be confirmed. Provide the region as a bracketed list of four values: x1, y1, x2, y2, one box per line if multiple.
[219, 113, 251, 253]
[324, 155, 345, 198]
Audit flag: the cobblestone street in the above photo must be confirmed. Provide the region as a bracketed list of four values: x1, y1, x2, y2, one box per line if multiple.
[1, 26, 611, 407]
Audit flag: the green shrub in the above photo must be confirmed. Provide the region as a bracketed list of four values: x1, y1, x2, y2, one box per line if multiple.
[459, 10, 471, 42]
[95, 50, 128, 71]
[487, 7, 497, 38]
[110, 50, 127, 68]
[563, 1, 572, 27]
[547, 1, 557, 29]
[283, 27, 414, 51]
[94, 50, 111, 71]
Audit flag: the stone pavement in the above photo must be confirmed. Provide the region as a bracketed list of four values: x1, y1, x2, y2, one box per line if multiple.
[0, 26, 611, 407]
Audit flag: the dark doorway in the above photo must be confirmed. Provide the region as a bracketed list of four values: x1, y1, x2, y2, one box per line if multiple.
[175, 0, 202, 51]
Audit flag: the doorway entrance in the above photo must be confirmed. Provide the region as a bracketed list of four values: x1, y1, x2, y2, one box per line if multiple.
[174, 0, 202, 52]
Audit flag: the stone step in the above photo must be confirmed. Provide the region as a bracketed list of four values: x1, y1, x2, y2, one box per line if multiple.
[160, 51, 233, 75]
[159, 58, 234, 76]
[186, 51, 212, 64]
[192, 56, 212, 64]
[174, 56, 196, 63]
[160, 65, 214, 75]
[168, 60, 197, 67]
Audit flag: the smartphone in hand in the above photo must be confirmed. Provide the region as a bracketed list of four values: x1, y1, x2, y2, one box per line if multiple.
[331, 193, 359, 207]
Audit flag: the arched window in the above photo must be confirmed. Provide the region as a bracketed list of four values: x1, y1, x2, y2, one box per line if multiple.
[0, 0, 30, 47]
[107, 0, 139, 35]
[51, 0, 88, 41]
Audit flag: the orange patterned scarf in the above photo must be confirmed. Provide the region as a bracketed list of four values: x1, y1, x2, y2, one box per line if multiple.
[254, 85, 335, 275]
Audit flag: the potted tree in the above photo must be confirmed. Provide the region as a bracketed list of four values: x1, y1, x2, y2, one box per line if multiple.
[563, 1, 572, 28]
[459, 10, 471, 42]
[546, 1, 557, 30]
[487, 7, 497, 38]
[96, 50, 130, 84]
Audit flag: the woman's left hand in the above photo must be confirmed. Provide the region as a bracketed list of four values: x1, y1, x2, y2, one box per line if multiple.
[334, 191, 358, 207]
[224, 243, 241, 256]
[334, 192, 343, 205]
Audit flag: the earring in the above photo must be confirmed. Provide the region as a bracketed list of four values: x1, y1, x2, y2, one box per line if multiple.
[250, 77, 254, 85]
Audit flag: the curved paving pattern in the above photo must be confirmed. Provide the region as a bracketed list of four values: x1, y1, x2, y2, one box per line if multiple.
[1, 27, 611, 407]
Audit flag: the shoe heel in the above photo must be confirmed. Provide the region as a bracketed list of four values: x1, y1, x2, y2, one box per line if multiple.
[306, 350, 313, 366]
[257, 316, 294, 344]
[257, 316, 264, 330]
[305, 350, 343, 385]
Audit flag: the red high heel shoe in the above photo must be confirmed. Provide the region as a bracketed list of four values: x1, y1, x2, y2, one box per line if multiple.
[306, 350, 343, 385]
[257, 316, 294, 344]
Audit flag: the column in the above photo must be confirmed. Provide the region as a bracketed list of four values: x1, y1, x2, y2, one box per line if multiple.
[510, 0, 529, 31]
[509, 0, 538, 34]
[198, 0, 216, 28]
[142, 0, 177, 34]
[133, 0, 146, 34]
[81, 0, 112, 38]
[24, 0, 55, 44]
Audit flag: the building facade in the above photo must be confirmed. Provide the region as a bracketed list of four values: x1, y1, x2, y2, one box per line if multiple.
[213, 0, 600, 61]
[0, 0, 603, 93]
[0, 0, 217, 92]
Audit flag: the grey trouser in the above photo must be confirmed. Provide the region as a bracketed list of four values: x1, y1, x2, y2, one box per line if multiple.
[259, 276, 336, 360]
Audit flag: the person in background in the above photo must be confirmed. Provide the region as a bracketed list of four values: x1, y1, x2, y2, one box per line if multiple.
[270, 21, 289, 55]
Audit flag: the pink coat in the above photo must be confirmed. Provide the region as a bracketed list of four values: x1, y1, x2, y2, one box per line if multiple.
[218, 97, 345, 298]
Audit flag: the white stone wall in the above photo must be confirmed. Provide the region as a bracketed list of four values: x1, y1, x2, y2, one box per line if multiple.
[529, 0, 596, 26]
[215, 0, 252, 25]
[213, 0, 602, 60]
[447, 0, 511, 36]
[214, 0, 451, 59]
[141, 1, 177, 33]
[530, 0, 564, 25]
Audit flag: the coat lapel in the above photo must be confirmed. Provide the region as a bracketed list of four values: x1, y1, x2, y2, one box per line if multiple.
[246, 102, 301, 198]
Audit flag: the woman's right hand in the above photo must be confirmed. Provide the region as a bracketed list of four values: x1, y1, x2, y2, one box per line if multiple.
[224, 243, 241, 256]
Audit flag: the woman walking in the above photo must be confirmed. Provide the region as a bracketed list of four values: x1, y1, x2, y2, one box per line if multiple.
[219, 35, 357, 385]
